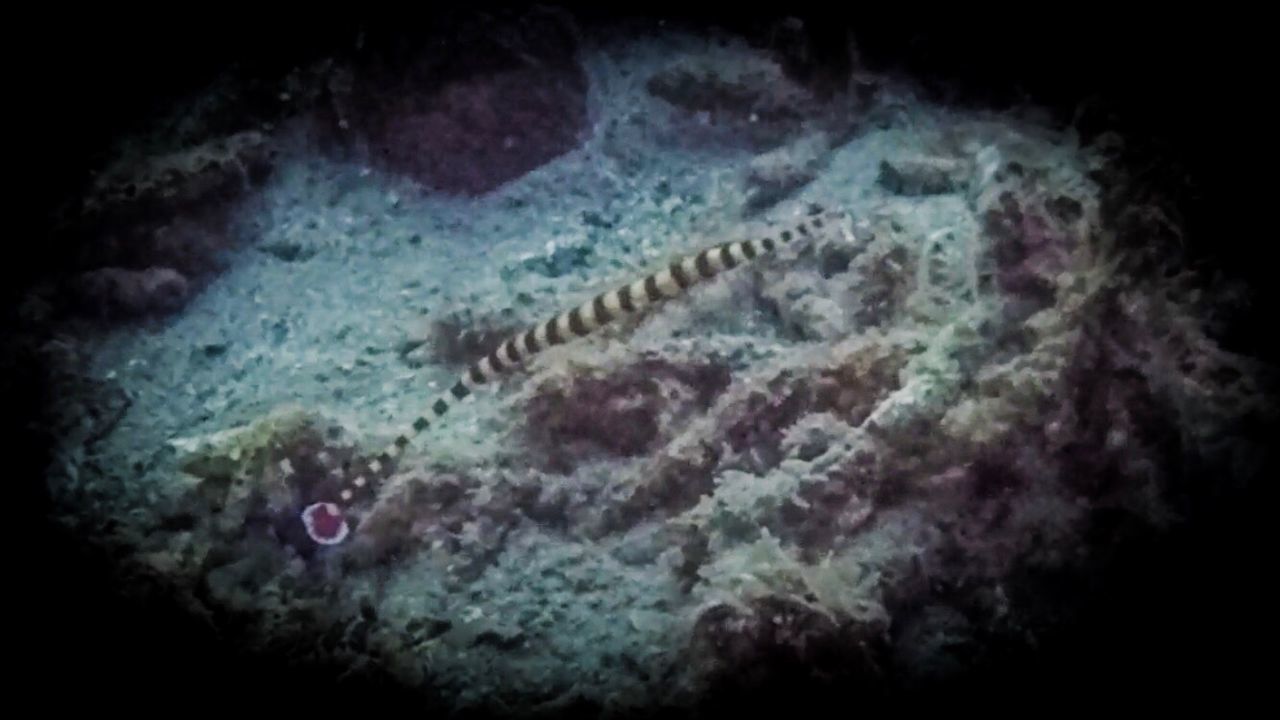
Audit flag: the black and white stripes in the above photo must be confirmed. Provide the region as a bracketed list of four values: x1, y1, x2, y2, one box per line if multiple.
[370, 206, 849, 469]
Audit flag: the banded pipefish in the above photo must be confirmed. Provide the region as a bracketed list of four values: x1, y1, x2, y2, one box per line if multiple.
[300, 205, 855, 544]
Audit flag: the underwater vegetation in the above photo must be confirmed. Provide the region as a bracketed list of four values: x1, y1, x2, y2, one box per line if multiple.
[19, 8, 1273, 717]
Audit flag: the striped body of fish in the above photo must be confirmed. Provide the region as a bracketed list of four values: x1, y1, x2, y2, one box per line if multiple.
[300, 205, 854, 544]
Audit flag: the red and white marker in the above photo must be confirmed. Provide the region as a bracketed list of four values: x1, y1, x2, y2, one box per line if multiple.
[300, 502, 350, 545]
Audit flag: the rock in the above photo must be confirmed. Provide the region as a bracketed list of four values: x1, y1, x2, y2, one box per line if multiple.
[73, 266, 190, 318]
[80, 130, 277, 223]
[356, 9, 590, 195]
[503, 241, 594, 280]
[522, 357, 732, 474]
[743, 133, 831, 214]
[889, 604, 977, 683]
[80, 212, 238, 284]
[646, 44, 824, 150]
[876, 155, 970, 196]
[983, 190, 1077, 306]
[691, 596, 885, 709]
[372, 63, 589, 195]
